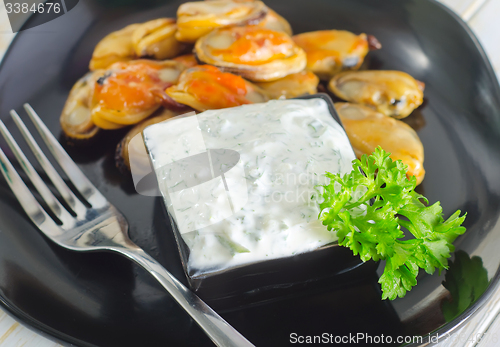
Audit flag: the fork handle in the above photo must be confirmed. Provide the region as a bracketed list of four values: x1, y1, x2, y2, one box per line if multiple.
[119, 248, 254, 347]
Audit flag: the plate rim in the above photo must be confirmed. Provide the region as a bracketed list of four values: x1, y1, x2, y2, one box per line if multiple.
[405, 0, 500, 344]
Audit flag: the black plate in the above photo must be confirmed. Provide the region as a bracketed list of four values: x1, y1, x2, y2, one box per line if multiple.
[1, 0, 500, 346]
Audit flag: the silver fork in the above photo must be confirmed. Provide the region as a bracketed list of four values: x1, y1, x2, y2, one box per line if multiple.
[0, 104, 254, 347]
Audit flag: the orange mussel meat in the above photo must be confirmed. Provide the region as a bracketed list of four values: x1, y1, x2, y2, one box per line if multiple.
[91, 60, 184, 129]
[195, 26, 306, 81]
[293, 30, 379, 80]
[166, 65, 268, 111]
[209, 27, 294, 65]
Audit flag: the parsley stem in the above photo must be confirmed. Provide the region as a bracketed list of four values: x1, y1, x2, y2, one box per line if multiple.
[342, 185, 380, 210]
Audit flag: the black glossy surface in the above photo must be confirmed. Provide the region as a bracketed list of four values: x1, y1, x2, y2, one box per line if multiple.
[0, 0, 499, 346]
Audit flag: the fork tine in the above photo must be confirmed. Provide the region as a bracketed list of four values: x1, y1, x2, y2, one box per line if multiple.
[0, 119, 75, 226]
[23, 104, 107, 209]
[10, 110, 88, 216]
[0, 145, 62, 237]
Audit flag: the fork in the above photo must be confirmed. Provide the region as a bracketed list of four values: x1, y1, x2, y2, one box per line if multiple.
[0, 104, 254, 347]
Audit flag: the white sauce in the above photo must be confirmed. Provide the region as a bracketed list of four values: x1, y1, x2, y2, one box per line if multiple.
[143, 99, 355, 275]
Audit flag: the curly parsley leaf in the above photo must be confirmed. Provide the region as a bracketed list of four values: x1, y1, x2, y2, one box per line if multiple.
[441, 250, 489, 322]
[318, 147, 467, 300]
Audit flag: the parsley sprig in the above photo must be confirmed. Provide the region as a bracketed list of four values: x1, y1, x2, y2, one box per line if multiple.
[318, 147, 467, 300]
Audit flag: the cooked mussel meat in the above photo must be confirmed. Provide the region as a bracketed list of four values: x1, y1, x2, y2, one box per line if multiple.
[173, 53, 199, 68]
[116, 108, 180, 172]
[89, 19, 187, 71]
[329, 70, 424, 119]
[91, 60, 186, 129]
[195, 26, 306, 82]
[165, 64, 268, 111]
[203, 0, 291, 34]
[89, 24, 140, 71]
[131, 18, 189, 60]
[292, 30, 381, 80]
[255, 71, 319, 99]
[335, 102, 425, 185]
[176, 0, 267, 43]
[257, 8, 292, 35]
[60, 71, 102, 141]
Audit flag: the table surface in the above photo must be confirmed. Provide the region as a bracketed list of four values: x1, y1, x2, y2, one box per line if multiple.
[0, 0, 499, 346]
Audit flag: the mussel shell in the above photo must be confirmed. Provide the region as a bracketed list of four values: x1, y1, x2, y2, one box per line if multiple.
[255, 71, 319, 99]
[195, 26, 306, 82]
[89, 24, 140, 71]
[293, 30, 373, 80]
[335, 102, 425, 185]
[60, 71, 101, 141]
[131, 18, 190, 60]
[329, 70, 424, 119]
[165, 65, 269, 111]
[176, 0, 268, 43]
[115, 108, 180, 172]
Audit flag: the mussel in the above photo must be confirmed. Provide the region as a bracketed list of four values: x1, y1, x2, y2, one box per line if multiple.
[89, 24, 140, 71]
[165, 65, 268, 111]
[292, 30, 381, 80]
[195, 26, 306, 82]
[257, 8, 292, 35]
[131, 18, 189, 60]
[89, 19, 187, 71]
[173, 53, 199, 68]
[115, 108, 180, 172]
[255, 71, 319, 99]
[60, 71, 102, 141]
[91, 60, 186, 129]
[176, 0, 268, 43]
[203, 0, 291, 35]
[335, 102, 425, 185]
[329, 70, 424, 119]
